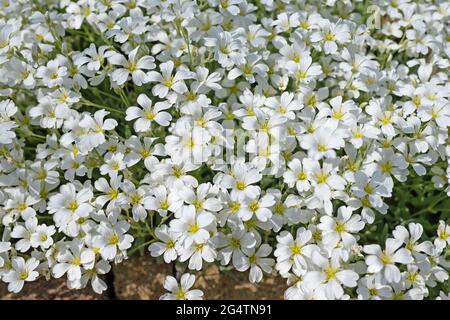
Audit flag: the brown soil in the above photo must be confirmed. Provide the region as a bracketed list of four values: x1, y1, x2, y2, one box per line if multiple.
[113, 256, 286, 300]
[0, 256, 286, 300]
[0, 277, 110, 300]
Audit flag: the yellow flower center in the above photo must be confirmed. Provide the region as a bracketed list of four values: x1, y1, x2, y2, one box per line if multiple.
[109, 189, 119, 199]
[128, 63, 137, 72]
[160, 199, 170, 210]
[361, 196, 371, 208]
[236, 181, 246, 190]
[129, 193, 141, 205]
[193, 199, 204, 210]
[332, 110, 344, 119]
[108, 233, 119, 245]
[242, 64, 253, 75]
[145, 111, 155, 120]
[274, 203, 284, 215]
[188, 223, 199, 233]
[353, 131, 363, 139]
[317, 144, 328, 152]
[412, 96, 421, 106]
[229, 201, 241, 213]
[438, 230, 450, 240]
[230, 238, 241, 249]
[249, 201, 259, 212]
[71, 257, 82, 266]
[380, 162, 392, 174]
[176, 289, 187, 300]
[324, 33, 335, 41]
[335, 222, 346, 234]
[111, 162, 120, 170]
[364, 184, 374, 194]
[163, 77, 174, 87]
[83, 6, 90, 17]
[297, 171, 307, 180]
[249, 255, 258, 264]
[172, 166, 183, 178]
[315, 172, 329, 184]
[290, 244, 302, 255]
[380, 252, 393, 265]
[324, 267, 338, 281]
[167, 240, 176, 249]
[18, 271, 29, 280]
[66, 200, 79, 211]
[381, 114, 391, 125]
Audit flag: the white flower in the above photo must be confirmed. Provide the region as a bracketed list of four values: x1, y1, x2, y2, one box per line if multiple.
[311, 21, 350, 54]
[286, 55, 322, 84]
[0, 0, 449, 300]
[274, 228, 318, 275]
[304, 252, 359, 300]
[393, 223, 433, 256]
[283, 158, 312, 193]
[217, 227, 257, 267]
[435, 220, 450, 250]
[219, 162, 262, 200]
[357, 274, 392, 300]
[3, 257, 39, 293]
[160, 273, 203, 300]
[109, 47, 155, 86]
[52, 240, 95, 281]
[364, 238, 413, 283]
[94, 220, 134, 261]
[10, 217, 38, 252]
[79, 260, 111, 294]
[300, 126, 345, 160]
[147, 61, 193, 98]
[148, 225, 180, 263]
[126, 94, 172, 131]
[170, 205, 215, 246]
[144, 185, 183, 217]
[30, 224, 56, 250]
[36, 59, 67, 88]
[94, 176, 127, 212]
[179, 239, 216, 271]
[0, 99, 17, 144]
[100, 153, 126, 177]
[239, 193, 275, 222]
[78, 110, 118, 152]
[228, 53, 268, 84]
[235, 244, 275, 283]
[165, 123, 211, 164]
[47, 183, 94, 235]
[318, 206, 365, 249]
[78, 44, 114, 72]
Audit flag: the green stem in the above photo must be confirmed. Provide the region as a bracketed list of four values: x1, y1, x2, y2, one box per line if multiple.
[80, 99, 124, 115]
[128, 239, 156, 256]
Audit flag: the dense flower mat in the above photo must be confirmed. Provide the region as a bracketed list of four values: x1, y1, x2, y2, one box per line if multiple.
[0, 0, 449, 300]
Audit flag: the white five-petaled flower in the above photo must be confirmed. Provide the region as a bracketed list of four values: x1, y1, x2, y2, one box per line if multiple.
[109, 47, 155, 86]
[160, 273, 203, 300]
[126, 94, 172, 132]
[147, 61, 193, 98]
[364, 238, 413, 283]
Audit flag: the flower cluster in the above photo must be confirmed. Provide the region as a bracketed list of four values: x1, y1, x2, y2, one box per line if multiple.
[0, 0, 449, 300]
